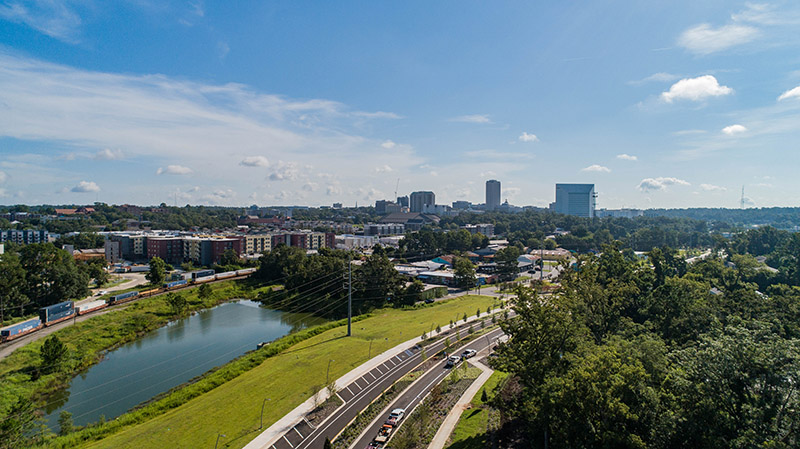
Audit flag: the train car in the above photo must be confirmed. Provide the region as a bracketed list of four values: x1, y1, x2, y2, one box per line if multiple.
[215, 271, 237, 280]
[139, 288, 161, 297]
[1, 318, 43, 342]
[192, 269, 215, 280]
[164, 279, 188, 289]
[77, 300, 108, 315]
[236, 267, 257, 276]
[39, 301, 75, 326]
[193, 275, 215, 284]
[107, 291, 140, 305]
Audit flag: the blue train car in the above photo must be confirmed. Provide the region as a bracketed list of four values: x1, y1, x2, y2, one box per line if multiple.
[164, 279, 188, 289]
[107, 291, 139, 305]
[1, 318, 43, 342]
[39, 301, 75, 325]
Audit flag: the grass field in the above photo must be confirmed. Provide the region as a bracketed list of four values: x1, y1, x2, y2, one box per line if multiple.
[71, 295, 497, 449]
[445, 370, 508, 449]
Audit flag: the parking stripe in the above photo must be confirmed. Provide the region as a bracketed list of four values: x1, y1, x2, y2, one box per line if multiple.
[283, 435, 294, 448]
[294, 427, 304, 439]
[368, 372, 376, 381]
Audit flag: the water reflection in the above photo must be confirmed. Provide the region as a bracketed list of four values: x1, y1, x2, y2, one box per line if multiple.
[43, 300, 326, 429]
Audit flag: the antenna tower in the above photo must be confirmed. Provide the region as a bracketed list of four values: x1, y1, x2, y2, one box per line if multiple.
[740, 185, 745, 209]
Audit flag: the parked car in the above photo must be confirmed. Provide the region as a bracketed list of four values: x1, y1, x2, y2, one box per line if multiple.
[424, 298, 435, 304]
[445, 355, 461, 368]
[462, 349, 477, 359]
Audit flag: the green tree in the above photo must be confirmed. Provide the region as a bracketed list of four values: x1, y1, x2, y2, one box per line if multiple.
[219, 248, 241, 267]
[0, 251, 28, 323]
[495, 246, 522, 281]
[58, 411, 73, 436]
[454, 257, 477, 290]
[0, 395, 38, 449]
[198, 283, 213, 300]
[40, 335, 69, 374]
[323, 437, 332, 449]
[164, 292, 187, 315]
[19, 243, 89, 308]
[146, 256, 166, 286]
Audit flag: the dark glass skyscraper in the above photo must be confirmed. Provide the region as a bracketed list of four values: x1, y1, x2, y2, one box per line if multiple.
[486, 180, 501, 211]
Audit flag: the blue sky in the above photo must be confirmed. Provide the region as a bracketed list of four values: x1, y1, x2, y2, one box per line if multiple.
[1, 1, 800, 209]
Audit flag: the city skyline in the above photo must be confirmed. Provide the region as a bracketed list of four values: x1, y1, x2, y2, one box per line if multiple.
[2, 2, 800, 208]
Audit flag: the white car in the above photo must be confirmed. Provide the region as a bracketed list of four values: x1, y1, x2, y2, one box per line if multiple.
[445, 355, 461, 368]
[461, 349, 477, 359]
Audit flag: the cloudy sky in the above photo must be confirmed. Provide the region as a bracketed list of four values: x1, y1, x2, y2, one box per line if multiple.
[1, 1, 800, 209]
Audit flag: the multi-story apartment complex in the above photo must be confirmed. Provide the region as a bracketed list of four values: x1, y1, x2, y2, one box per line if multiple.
[0, 229, 49, 245]
[364, 223, 405, 236]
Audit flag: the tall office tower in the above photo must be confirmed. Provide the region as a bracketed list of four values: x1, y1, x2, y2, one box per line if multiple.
[409, 191, 435, 213]
[554, 184, 596, 218]
[396, 196, 409, 207]
[486, 180, 501, 211]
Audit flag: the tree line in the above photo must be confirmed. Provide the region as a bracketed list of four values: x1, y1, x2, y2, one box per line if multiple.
[491, 242, 800, 448]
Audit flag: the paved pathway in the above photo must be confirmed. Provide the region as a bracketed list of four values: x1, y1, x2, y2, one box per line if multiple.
[427, 358, 494, 449]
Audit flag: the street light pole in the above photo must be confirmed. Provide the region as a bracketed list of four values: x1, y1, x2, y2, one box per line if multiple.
[215, 433, 226, 449]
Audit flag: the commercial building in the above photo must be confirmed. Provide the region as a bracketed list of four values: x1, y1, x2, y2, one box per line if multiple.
[146, 237, 185, 265]
[409, 191, 435, 213]
[554, 184, 596, 218]
[364, 223, 405, 236]
[104, 240, 121, 263]
[396, 196, 409, 208]
[462, 223, 495, 237]
[245, 234, 272, 254]
[336, 234, 376, 250]
[486, 180, 501, 211]
[0, 229, 49, 245]
[380, 212, 440, 231]
[452, 201, 473, 210]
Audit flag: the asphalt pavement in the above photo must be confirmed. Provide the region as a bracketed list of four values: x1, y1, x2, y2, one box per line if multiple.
[350, 327, 505, 449]
[257, 321, 506, 449]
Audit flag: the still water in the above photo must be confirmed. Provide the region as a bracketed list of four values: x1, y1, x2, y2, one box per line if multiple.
[44, 300, 325, 429]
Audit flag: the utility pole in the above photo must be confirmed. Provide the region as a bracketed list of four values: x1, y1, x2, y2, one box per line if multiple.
[347, 260, 352, 337]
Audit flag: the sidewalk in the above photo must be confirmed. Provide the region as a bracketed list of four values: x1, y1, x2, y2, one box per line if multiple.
[427, 360, 494, 449]
[244, 304, 505, 449]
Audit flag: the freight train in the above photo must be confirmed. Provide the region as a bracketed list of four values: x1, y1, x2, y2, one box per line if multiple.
[0, 267, 258, 343]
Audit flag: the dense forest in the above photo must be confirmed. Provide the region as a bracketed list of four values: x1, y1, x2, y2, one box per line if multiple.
[491, 234, 800, 448]
[648, 207, 800, 230]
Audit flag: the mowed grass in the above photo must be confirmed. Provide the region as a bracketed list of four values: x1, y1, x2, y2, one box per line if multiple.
[446, 370, 508, 449]
[81, 295, 497, 449]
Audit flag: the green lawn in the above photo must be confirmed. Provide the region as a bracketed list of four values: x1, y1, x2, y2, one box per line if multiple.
[445, 371, 508, 449]
[71, 295, 497, 449]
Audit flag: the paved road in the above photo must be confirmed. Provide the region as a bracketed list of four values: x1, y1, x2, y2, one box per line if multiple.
[351, 327, 505, 449]
[260, 321, 506, 449]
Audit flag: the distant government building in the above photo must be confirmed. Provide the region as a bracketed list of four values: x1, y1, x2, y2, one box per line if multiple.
[552, 183, 596, 218]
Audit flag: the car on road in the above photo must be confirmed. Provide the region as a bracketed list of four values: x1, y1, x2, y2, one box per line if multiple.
[366, 442, 383, 449]
[461, 349, 477, 359]
[445, 354, 461, 368]
[385, 408, 405, 426]
[374, 424, 393, 443]
[424, 298, 435, 304]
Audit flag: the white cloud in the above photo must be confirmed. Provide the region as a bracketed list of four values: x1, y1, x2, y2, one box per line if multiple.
[326, 184, 341, 196]
[0, 171, 6, 183]
[616, 154, 638, 161]
[302, 182, 318, 192]
[430, 171, 439, 176]
[637, 177, 690, 192]
[381, 140, 396, 149]
[375, 165, 393, 173]
[677, 23, 759, 55]
[630, 72, 680, 85]
[661, 75, 733, 103]
[268, 161, 299, 181]
[71, 180, 100, 193]
[700, 183, 727, 192]
[189, 186, 200, 192]
[156, 165, 193, 175]
[0, 0, 82, 43]
[581, 164, 611, 173]
[778, 86, 800, 101]
[722, 124, 747, 135]
[240, 156, 270, 167]
[518, 132, 539, 142]
[353, 111, 402, 120]
[449, 114, 491, 124]
[93, 148, 124, 160]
